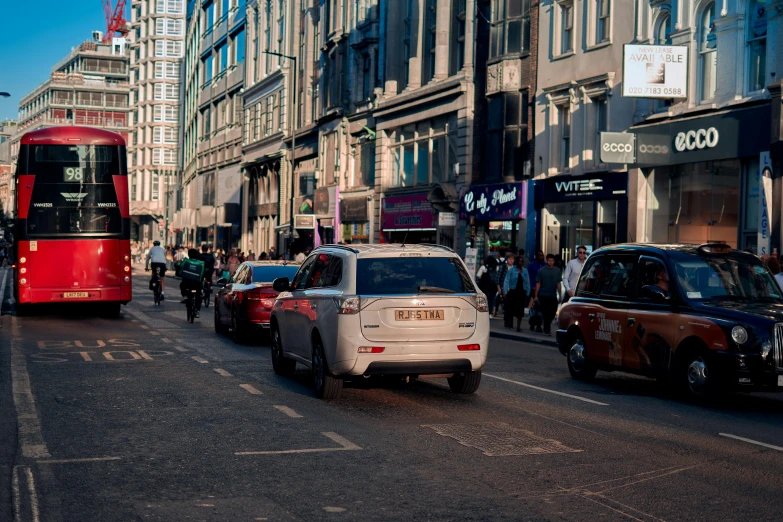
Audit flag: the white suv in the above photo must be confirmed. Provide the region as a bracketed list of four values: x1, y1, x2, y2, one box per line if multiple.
[269, 244, 490, 399]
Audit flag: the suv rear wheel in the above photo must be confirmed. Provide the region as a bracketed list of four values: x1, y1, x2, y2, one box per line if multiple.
[447, 370, 482, 394]
[312, 338, 342, 400]
[567, 337, 597, 380]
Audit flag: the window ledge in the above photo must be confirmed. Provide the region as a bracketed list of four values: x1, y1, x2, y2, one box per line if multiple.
[585, 41, 612, 52]
[552, 51, 575, 61]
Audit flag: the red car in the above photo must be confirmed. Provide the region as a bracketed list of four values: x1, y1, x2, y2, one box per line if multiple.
[214, 261, 301, 343]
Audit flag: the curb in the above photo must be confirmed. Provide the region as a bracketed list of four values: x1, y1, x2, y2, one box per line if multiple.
[490, 329, 559, 348]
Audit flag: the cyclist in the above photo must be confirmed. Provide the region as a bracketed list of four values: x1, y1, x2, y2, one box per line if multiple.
[199, 244, 216, 304]
[146, 240, 167, 300]
[179, 248, 205, 318]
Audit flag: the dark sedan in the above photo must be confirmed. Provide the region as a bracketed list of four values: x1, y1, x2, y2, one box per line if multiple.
[214, 261, 300, 343]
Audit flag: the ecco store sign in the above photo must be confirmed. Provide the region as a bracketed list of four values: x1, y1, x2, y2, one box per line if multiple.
[674, 127, 719, 152]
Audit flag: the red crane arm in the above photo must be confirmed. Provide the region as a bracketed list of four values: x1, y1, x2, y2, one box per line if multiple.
[102, 0, 128, 43]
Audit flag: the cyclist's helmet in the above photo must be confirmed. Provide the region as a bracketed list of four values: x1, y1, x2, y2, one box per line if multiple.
[153, 240, 161, 246]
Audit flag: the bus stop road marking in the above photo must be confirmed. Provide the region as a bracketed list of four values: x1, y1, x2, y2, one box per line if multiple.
[235, 432, 361, 456]
[37, 457, 122, 464]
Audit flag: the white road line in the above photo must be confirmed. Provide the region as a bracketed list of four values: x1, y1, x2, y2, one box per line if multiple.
[273, 405, 303, 418]
[235, 432, 361, 456]
[12, 467, 21, 522]
[191, 356, 208, 364]
[214, 368, 233, 377]
[483, 373, 609, 406]
[719, 433, 783, 452]
[139, 325, 149, 330]
[149, 331, 160, 336]
[25, 467, 40, 522]
[240, 384, 263, 395]
[37, 457, 122, 464]
[0, 266, 10, 309]
[160, 337, 172, 343]
[174, 346, 188, 352]
[10, 319, 51, 458]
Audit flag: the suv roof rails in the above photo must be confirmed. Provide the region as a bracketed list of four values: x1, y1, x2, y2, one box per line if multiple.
[313, 244, 360, 254]
[417, 243, 455, 253]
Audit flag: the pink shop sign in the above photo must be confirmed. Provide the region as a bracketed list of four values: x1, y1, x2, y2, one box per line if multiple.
[382, 194, 437, 230]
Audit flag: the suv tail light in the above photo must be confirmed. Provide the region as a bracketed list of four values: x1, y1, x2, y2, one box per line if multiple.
[458, 344, 481, 351]
[469, 294, 489, 312]
[358, 346, 385, 353]
[334, 296, 361, 314]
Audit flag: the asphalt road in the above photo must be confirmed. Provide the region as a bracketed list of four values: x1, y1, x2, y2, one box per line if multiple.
[2, 266, 783, 521]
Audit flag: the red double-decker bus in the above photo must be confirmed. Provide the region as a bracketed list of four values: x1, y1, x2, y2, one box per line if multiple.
[14, 126, 132, 314]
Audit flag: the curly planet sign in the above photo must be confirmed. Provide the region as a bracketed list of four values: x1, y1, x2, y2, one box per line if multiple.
[459, 182, 527, 221]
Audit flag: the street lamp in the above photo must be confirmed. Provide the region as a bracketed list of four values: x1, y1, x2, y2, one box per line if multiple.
[262, 50, 297, 259]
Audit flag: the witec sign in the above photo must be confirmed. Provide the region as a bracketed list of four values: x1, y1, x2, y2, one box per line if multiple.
[623, 45, 688, 99]
[758, 151, 773, 256]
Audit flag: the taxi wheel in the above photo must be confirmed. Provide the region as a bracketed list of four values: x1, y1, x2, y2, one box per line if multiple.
[567, 337, 597, 380]
[681, 352, 719, 398]
[271, 324, 296, 376]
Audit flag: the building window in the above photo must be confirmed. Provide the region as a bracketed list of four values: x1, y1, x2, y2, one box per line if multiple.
[155, 62, 165, 78]
[166, 41, 183, 57]
[167, 19, 183, 36]
[265, 0, 273, 74]
[559, 104, 571, 170]
[155, 40, 166, 57]
[593, 97, 607, 166]
[278, 0, 286, 63]
[699, 2, 716, 102]
[559, 1, 574, 54]
[423, 0, 437, 83]
[353, 140, 375, 188]
[390, 115, 458, 188]
[165, 62, 180, 78]
[234, 30, 246, 63]
[596, 0, 610, 44]
[747, 0, 767, 93]
[156, 18, 167, 35]
[266, 95, 275, 136]
[655, 11, 672, 45]
[361, 54, 372, 101]
[451, 0, 466, 74]
[403, 0, 413, 88]
[490, 0, 532, 59]
[154, 84, 165, 100]
[152, 172, 160, 200]
[154, 105, 164, 122]
[487, 91, 529, 180]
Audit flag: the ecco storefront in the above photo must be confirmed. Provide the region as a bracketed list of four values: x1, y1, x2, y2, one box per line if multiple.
[633, 103, 770, 252]
[536, 172, 629, 259]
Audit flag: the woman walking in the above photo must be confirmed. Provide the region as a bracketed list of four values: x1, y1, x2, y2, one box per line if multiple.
[503, 255, 531, 332]
[476, 256, 499, 316]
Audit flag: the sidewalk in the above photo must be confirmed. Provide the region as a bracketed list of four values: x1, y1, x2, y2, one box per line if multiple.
[489, 316, 559, 347]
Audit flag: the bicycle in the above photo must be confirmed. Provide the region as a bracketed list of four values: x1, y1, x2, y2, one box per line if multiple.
[150, 266, 162, 305]
[185, 288, 199, 323]
[202, 277, 212, 309]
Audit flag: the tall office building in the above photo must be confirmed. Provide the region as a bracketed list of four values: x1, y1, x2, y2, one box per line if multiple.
[128, 0, 186, 241]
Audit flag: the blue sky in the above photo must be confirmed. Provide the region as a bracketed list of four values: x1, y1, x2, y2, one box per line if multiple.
[0, 0, 114, 121]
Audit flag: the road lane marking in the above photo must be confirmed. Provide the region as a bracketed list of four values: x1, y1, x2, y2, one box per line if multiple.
[273, 405, 303, 418]
[139, 325, 149, 330]
[12, 466, 41, 522]
[0, 266, 10, 309]
[10, 320, 51, 458]
[12, 467, 21, 522]
[161, 337, 172, 343]
[235, 432, 361, 455]
[149, 331, 160, 336]
[37, 457, 122, 464]
[26, 467, 41, 522]
[719, 433, 783, 452]
[240, 384, 263, 395]
[483, 373, 609, 406]
[192, 356, 208, 364]
[174, 346, 188, 352]
[214, 368, 233, 377]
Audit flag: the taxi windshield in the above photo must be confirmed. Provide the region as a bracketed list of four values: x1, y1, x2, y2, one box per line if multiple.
[674, 256, 782, 301]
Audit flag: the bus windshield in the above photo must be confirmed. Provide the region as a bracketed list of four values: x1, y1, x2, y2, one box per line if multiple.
[23, 144, 124, 237]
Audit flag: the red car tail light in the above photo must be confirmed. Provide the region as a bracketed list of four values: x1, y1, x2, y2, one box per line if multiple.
[358, 346, 385, 353]
[247, 287, 275, 304]
[458, 344, 481, 351]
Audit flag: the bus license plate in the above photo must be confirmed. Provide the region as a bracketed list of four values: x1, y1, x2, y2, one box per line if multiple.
[63, 292, 89, 298]
[395, 310, 444, 321]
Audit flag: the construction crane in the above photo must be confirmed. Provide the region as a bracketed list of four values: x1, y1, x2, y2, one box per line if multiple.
[102, 0, 129, 43]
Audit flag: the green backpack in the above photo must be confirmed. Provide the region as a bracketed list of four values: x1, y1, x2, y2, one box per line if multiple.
[180, 258, 205, 282]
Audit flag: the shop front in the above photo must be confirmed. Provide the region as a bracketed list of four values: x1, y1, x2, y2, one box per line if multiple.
[459, 182, 528, 258]
[633, 104, 770, 252]
[537, 172, 629, 259]
[381, 193, 438, 244]
[339, 195, 371, 244]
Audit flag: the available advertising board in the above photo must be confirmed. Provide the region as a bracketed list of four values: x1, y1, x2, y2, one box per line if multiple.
[623, 45, 688, 99]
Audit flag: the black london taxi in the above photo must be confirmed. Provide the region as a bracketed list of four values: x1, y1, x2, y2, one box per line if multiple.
[556, 243, 783, 398]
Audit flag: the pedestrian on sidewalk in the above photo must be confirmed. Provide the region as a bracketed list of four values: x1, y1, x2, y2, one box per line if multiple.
[528, 250, 546, 284]
[497, 254, 514, 323]
[476, 256, 499, 315]
[503, 255, 531, 332]
[531, 254, 562, 335]
[563, 245, 588, 303]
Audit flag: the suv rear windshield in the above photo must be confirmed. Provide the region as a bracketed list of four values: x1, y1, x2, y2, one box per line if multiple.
[356, 257, 475, 295]
[674, 256, 782, 301]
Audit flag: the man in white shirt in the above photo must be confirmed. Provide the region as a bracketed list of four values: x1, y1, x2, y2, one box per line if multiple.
[146, 240, 169, 298]
[563, 246, 588, 302]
